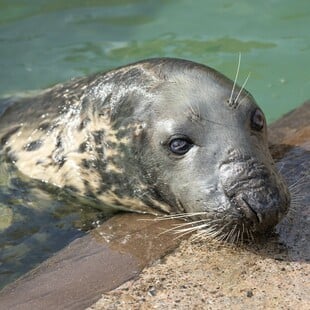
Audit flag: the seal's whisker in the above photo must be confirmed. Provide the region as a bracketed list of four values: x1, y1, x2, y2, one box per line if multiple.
[170, 219, 209, 229]
[245, 227, 250, 240]
[193, 232, 212, 243]
[228, 227, 235, 243]
[202, 225, 224, 237]
[203, 227, 223, 239]
[234, 227, 240, 244]
[224, 225, 233, 243]
[214, 233, 227, 242]
[136, 217, 169, 222]
[248, 228, 255, 242]
[210, 230, 224, 241]
[204, 229, 221, 241]
[229, 52, 241, 104]
[287, 203, 298, 212]
[211, 228, 227, 241]
[157, 212, 209, 220]
[291, 188, 307, 197]
[241, 223, 245, 244]
[158, 219, 206, 235]
[235, 227, 241, 244]
[171, 226, 204, 240]
[173, 223, 211, 234]
[198, 228, 228, 243]
[191, 229, 218, 242]
[281, 213, 294, 224]
[289, 176, 308, 192]
[158, 226, 184, 236]
[190, 224, 220, 242]
[171, 231, 193, 240]
[291, 195, 305, 204]
[224, 231, 233, 243]
[191, 230, 207, 242]
[288, 180, 302, 191]
[235, 72, 251, 104]
[276, 162, 285, 174]
[214, 232, 225, 242]
[159, 220, 210, 236]
[227, 224, 238, 243]
[207, 221, 230, 238]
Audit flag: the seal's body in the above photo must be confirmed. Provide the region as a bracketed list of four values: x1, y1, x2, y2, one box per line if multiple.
[0, 58, 290, 239]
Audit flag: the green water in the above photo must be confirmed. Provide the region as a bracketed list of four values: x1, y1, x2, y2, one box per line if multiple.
[0, 0, 309, 120]
[0, 0, 309, 289]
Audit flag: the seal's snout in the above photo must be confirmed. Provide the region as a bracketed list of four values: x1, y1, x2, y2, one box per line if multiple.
[219, 154, 289, 232]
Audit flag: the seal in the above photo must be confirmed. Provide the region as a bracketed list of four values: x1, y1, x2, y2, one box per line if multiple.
[0, 58, 290, 241]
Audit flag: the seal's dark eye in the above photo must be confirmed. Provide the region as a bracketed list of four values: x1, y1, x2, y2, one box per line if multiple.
[251, 109, 265, 131]
[169, 138, 193, 155]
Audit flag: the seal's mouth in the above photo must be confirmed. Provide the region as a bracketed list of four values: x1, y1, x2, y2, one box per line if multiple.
[228, 186, 288, 233]
[230, 193, 278, 232]
[232, 195, 261, 226]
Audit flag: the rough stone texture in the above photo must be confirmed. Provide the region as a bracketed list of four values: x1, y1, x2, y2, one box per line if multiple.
[88, 240, 309, 310]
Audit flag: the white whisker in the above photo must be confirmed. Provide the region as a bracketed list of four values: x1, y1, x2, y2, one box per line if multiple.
[157, 212, 209, 220]
[235, 227, 241, 244]
[248, 228, 254, 242]
[172, 227, 200, 240]
[160, 220, 209, 236]
[174, 223, 210, 233]
[234, 72, 251, 104]
[228, 224, 237, 243]
[291, 196, 305, 203]
[192, 226, 218, 241]
[241, 223, 245, 244]
[191, 230, 209, 242]
[229, 53, 241, 104]
[170, 219, 208, 229]
[289, 176, 308, 192]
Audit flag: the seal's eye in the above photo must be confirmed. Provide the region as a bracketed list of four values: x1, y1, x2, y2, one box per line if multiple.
[169, 138, 193, 155]
[251, 109, 265, 131]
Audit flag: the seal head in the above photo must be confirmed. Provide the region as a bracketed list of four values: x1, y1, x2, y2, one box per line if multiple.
[0, 58, 290, 240]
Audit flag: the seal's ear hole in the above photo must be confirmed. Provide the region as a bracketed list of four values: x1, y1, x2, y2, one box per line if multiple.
[251, 109, 265, 131]
[168, 136, 193, 155]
